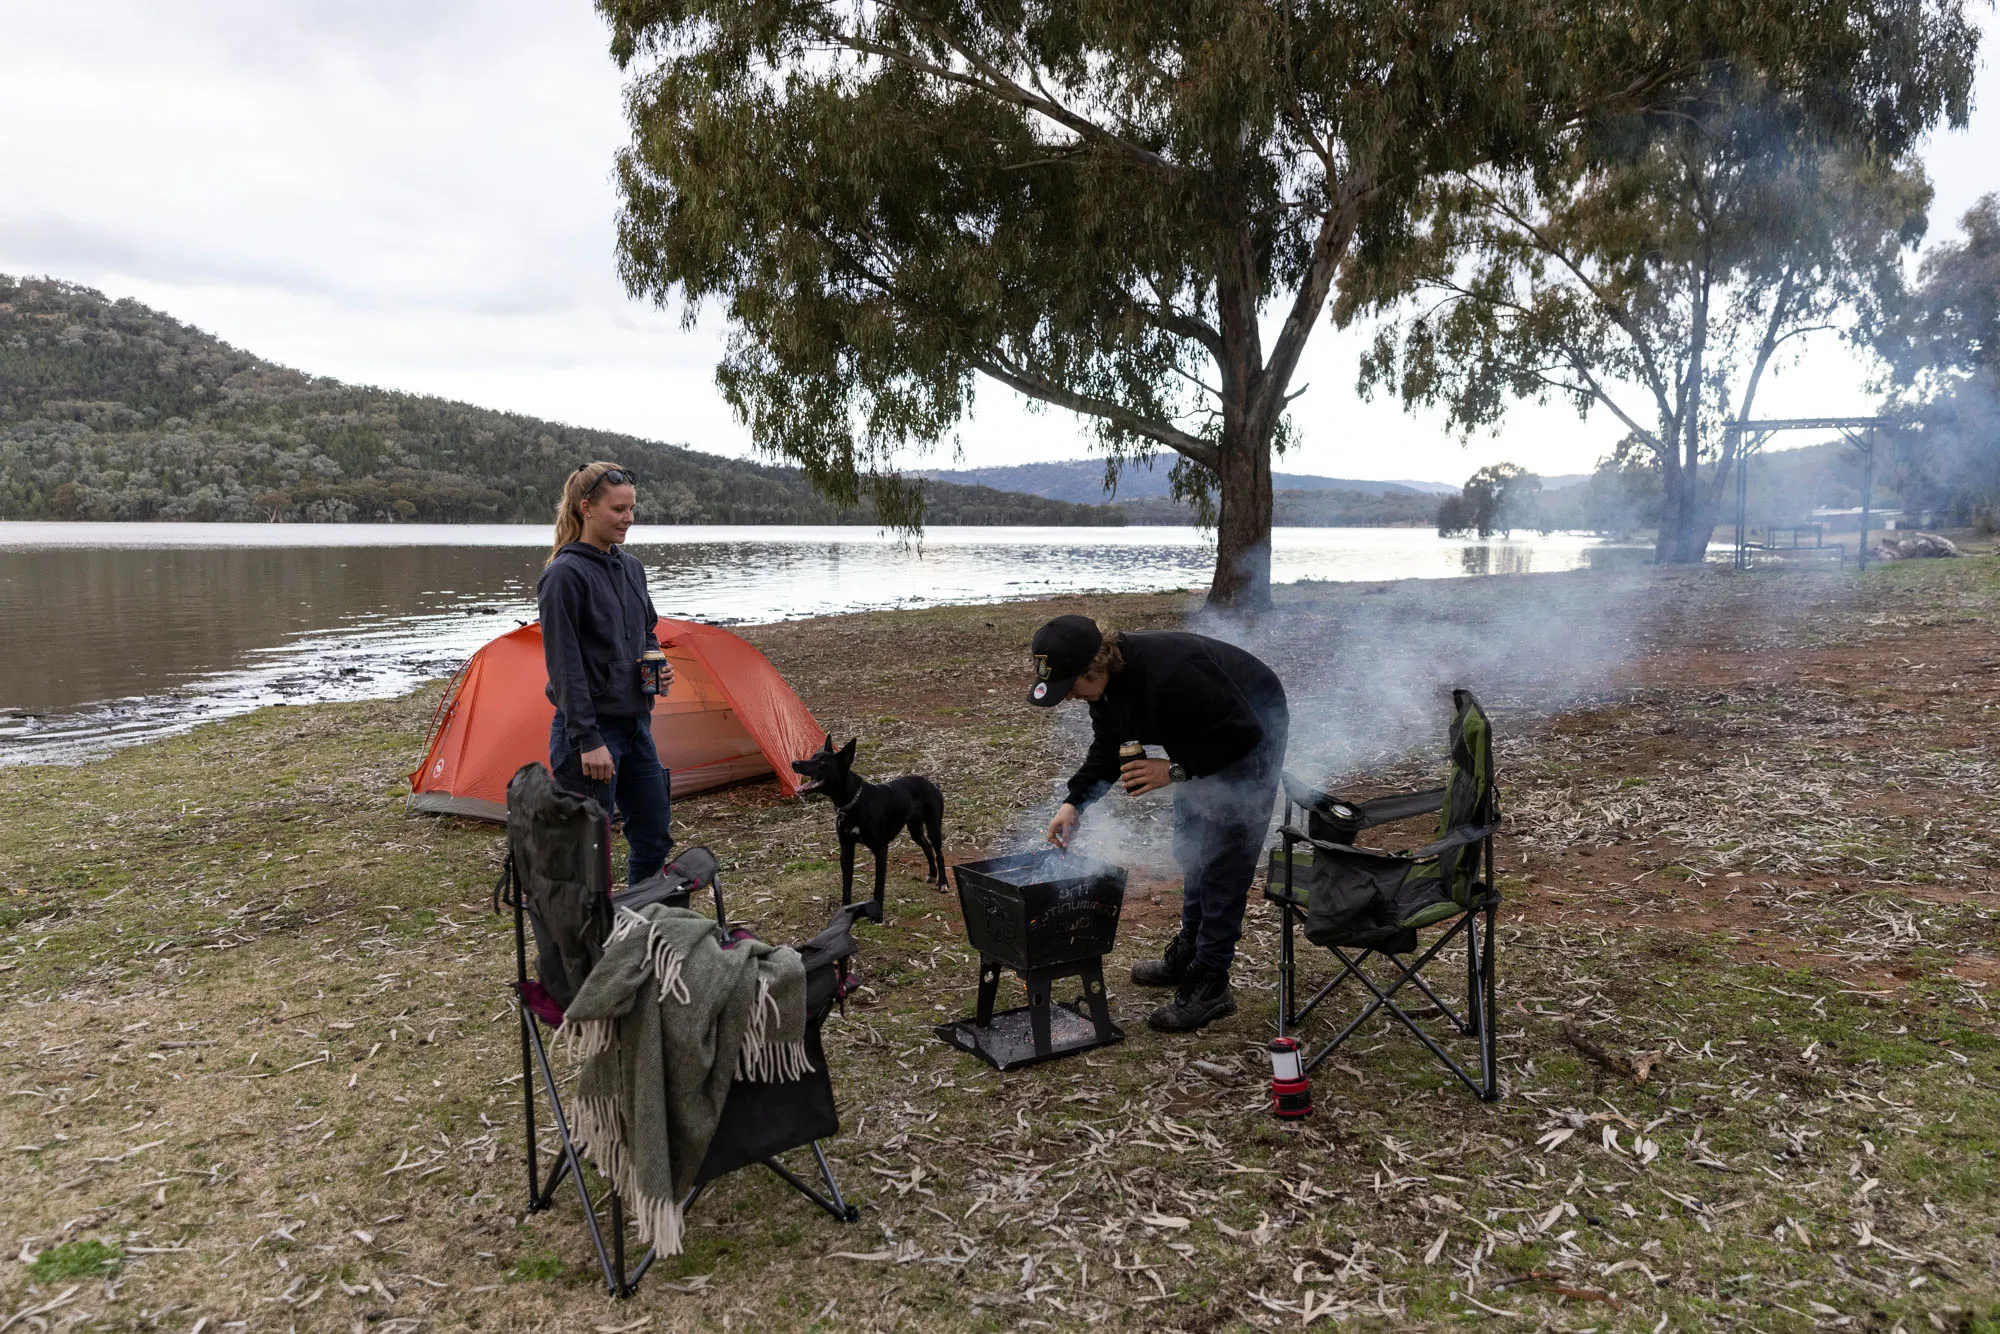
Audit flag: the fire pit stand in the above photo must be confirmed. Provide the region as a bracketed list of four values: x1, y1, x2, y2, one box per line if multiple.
[936, 852, 1128, 1071]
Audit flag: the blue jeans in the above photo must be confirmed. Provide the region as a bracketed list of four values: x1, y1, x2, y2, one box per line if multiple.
[1172, 710, 1287, 975]
[549, 712, 674, 885]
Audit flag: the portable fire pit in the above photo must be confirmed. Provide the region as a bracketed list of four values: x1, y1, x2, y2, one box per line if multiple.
[936, 851, 1127, 1070]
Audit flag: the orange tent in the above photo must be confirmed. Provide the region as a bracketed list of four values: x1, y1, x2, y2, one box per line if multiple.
[407, 618, 823, 821]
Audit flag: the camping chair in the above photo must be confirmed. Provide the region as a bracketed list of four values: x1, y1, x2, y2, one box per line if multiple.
[493, 763, 863, 1299]
[1265, 689, 1501, 1101]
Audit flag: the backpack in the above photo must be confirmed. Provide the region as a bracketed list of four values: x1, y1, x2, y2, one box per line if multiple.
[504, 763, 613, 1009]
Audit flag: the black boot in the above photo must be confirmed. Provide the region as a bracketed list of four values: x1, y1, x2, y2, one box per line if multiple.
[1147, 965, 1236, 1032]
[1131, 931, 1194, 988]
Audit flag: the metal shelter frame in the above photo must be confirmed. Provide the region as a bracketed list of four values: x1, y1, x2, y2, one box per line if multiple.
[1723, 417, 1889, 572]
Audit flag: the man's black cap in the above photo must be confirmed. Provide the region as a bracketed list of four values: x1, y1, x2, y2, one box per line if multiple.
[1028, 614, 1102, 707]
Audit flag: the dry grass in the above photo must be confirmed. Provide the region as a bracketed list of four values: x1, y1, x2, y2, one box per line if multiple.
[3, 550, 1999, 1331]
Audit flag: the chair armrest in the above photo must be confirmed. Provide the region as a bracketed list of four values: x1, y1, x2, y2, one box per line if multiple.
[1409, 822, 1498, 862]
[1278, 834, 1408, 865]
[1354, 788, 1447, 830]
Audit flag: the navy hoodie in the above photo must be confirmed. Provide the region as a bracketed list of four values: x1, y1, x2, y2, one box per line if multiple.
[536, 541, 661, 753]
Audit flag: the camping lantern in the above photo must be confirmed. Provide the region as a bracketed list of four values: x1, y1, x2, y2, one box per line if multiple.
[1269, 1037, 1312, 1119]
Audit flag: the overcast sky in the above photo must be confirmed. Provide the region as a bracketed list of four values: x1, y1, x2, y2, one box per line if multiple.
[2, 1, 1994, 486]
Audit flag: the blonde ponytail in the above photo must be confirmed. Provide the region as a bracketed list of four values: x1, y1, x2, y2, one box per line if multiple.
[547, 461, 627, 565]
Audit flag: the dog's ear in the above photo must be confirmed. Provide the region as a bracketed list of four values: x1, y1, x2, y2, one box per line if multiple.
[823, 732, 833, 751]
[838, 737, 858, 764]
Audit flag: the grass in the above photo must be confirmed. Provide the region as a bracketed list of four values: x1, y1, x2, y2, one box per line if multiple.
[27, 1240, 120, 1282]
[2, 551, 1998, 1330]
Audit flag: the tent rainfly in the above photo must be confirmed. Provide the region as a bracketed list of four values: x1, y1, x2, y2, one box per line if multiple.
[408, 618, 823, 822]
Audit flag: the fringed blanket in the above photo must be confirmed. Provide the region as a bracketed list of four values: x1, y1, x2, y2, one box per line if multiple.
[560, 904, 811, 1254]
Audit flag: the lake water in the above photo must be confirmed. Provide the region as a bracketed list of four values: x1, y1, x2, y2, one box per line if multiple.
[0, 522, 1638, 763]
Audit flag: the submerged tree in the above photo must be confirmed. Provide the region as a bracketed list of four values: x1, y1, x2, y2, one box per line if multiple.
[1878, 194, 2000, 527]
[1355, 53, 1972, 564]
[596, 0, 1969, 605]
[1437, 462, 1542, 538]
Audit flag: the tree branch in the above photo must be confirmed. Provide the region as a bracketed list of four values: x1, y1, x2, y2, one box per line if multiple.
[973, 354, 1220, 471]
[1470, 182, 1678, 426]
[830, 6, 1181, 177]
[1254, 169, 1371, 427]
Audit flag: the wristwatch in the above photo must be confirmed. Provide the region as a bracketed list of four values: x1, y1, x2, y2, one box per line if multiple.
[1168, 762, 1189, 784]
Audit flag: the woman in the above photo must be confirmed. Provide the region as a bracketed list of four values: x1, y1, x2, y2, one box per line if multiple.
[537, 462, 675, 885]
[1030, 614, 1288, 1033]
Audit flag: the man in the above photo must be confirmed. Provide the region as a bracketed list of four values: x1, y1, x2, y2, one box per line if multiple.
[1031, 614, 1287, 1032]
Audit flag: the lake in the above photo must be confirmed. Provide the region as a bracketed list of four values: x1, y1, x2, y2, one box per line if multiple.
[0, 522, 1639, 763]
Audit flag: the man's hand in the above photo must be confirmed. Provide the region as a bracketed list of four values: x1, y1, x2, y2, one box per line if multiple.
[1046, 803, 1080, 849]
[580, 746, 615, 781]
[1120, 757, 1173, 796]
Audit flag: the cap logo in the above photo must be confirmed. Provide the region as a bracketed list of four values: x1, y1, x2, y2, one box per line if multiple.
[1035, 654, 1052, 682]
[1032, 682, 1048, 700]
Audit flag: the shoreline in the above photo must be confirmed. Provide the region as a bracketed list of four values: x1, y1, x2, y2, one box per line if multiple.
[0, 547, 1652, 767]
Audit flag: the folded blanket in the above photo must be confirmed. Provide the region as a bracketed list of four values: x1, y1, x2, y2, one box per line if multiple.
[561, 904, 810, 1254]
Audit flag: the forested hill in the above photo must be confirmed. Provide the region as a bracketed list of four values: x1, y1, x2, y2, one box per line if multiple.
[0, 276, 1122, 526]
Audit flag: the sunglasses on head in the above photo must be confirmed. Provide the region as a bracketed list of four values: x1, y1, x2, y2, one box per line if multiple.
[576, 465, 638, 497]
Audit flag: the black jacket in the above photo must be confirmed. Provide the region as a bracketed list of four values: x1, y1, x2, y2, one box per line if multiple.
[1065, 631, 1287, 808]
[536, 541, 661, 753]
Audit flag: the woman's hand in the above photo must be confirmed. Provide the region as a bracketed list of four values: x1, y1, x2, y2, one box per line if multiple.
[1046, 803, 1080, 849]
[580, 746, 615, 782]
[1120, 757, 1173, 795]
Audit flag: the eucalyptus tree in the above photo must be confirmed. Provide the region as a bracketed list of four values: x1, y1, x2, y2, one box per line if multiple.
[1353, 51, 1973, 564]
[1878, 195, 2000, 524]
[599, 0, 1978, 603]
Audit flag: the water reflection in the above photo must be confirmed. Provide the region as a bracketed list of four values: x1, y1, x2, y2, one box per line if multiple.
[0, 523, 1639, 763]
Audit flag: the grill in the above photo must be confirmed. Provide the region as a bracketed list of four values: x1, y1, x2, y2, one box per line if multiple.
[936, 852, 1127, 1070]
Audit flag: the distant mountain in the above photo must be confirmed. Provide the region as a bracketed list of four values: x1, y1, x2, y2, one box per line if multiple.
[0, 276, 1121, 527]
[1375, 478, 1460, 495]
[1120, 488, 1437, 527]
[911, 458, 1434, 504]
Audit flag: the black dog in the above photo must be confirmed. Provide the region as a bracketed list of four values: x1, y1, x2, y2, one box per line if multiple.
[791, 735, 946, 921]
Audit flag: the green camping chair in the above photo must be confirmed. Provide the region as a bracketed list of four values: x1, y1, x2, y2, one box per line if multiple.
[1265, 689, 1501, 1101]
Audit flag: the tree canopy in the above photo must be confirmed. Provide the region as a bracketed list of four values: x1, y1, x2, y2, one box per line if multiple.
[1436, 462, 1544, 538]
[1879, 194, 2000, 527]
[1354, 44, 1970, 563]
[599, 0, 1966, 603]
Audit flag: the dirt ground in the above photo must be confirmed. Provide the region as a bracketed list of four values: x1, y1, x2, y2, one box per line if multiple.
[3, 542, 1998, 1332]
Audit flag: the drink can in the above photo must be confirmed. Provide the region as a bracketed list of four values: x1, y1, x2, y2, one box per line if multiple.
[641, 649, 667, 696]
[1119, 741, 1144, 761]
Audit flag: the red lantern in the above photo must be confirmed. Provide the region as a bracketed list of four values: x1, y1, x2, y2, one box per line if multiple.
[1269, 1036, 1311, 1119]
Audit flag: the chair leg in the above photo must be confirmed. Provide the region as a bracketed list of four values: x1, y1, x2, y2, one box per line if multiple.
[1480, 903, 1499, 1102]
[524, 1017, 622, 1297]
[517, 1006, 542, 1212]
[1278, 902, 1296, 1035]
[762, 1143, 862, 1223]
[1464, 916, 1482, 1038]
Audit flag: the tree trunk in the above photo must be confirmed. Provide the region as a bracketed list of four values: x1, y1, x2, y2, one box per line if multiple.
[1206, 219, 1276, 611]
[1654, 440, 1687, 564]
[1656, 465, 1724, 563]
[1207, 423, 1274, 609]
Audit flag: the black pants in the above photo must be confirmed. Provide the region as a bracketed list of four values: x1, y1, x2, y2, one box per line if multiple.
[1172, 711, 1287, 975]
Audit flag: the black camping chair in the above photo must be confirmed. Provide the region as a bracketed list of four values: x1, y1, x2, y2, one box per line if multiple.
[1266, 689, 1501, 1101]
[493, 763, 864, 1299]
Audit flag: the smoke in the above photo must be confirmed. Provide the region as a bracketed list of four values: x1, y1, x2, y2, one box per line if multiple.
[1197, 564, 1652, 787]
[1022, 559, 1674, 876]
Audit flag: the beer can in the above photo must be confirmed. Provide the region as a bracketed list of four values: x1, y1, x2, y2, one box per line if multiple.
[1119, 741, 1144, 761]
[640, 649, 667, 696]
